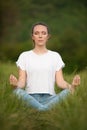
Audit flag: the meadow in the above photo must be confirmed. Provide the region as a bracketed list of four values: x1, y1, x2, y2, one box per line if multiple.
[0, 62, 87, 130]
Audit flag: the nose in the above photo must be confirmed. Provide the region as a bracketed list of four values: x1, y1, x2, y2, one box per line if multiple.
[39, 33, 42, 38]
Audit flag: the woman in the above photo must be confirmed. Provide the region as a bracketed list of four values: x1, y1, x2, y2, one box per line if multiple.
[9, 22, 80, 111]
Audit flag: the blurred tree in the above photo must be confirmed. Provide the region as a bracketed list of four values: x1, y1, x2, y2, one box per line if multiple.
[0, 0, 87, 72]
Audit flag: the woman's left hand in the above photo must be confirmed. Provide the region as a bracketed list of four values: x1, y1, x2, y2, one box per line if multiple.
[72, 75, 80, 87]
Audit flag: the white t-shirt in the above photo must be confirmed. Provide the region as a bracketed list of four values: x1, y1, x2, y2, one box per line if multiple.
[16, 50, 65, 95]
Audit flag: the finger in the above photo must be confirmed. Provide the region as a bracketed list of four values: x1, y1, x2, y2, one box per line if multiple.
[10, 74, 14, 79]
[72, 75, 80, 86]
[76, 75, 80, 85]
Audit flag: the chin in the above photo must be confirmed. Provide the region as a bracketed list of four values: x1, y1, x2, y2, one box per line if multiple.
[38, 43, 45, 46]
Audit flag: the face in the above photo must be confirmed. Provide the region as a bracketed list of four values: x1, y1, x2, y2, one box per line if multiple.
[32, 25, 50, 46]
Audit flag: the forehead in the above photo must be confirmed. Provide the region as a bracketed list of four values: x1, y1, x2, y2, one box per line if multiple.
[33, 25, 48, 32]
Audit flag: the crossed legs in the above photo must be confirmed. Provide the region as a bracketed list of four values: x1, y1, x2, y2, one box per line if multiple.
[13, 88, 70, 111]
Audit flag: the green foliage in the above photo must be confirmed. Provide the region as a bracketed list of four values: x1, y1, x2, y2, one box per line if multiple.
[0, 41, 33, 61]
[1, 0, 87, 72]
[1, 0, 87, 42]
[0, 62, 87, 130]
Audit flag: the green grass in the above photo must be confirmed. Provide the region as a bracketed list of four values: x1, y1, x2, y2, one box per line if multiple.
[0, 62, 87, 130]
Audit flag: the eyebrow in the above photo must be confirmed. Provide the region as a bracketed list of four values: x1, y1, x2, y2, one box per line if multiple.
[33, 30, 47, 33]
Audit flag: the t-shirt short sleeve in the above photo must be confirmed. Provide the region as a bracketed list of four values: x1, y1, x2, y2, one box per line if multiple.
[55, 52, 65, 71]
[16, 52, 26, 70]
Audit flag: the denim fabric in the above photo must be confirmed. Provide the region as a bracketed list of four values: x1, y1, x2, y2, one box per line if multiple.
[13, 88, 70, 111]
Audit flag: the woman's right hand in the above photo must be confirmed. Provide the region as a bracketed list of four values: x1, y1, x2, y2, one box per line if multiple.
[9, 74, 18, 88]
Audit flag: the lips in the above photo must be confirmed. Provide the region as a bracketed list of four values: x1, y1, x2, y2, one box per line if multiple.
[38, 40, 43, 42]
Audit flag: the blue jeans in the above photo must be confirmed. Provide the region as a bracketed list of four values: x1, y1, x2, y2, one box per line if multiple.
[13, 88, 70, 111]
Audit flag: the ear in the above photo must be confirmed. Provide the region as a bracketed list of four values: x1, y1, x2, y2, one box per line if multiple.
[32, 35, 34, 40]
[48, 34, 51, 40]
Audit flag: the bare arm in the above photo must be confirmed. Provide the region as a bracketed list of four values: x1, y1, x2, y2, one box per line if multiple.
[9, 68, 26, 88]
[55, 69, 80, 90]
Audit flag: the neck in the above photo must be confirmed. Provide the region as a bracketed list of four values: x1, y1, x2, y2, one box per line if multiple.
[33, 46, 48, 54]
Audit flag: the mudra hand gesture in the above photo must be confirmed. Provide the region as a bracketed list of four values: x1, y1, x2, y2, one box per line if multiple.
[70, 75, 80, 93]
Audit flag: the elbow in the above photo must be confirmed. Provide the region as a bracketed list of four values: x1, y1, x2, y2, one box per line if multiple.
[57, 83, 62, 88]
[56, 80, 65, 89]
[56, 81, 62, 88]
